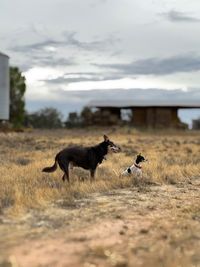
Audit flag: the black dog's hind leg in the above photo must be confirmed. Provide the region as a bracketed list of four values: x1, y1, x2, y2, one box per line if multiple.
[61, 173, 66, 182]
[58, 159, 70, 182]
[90, 169, 96, 181]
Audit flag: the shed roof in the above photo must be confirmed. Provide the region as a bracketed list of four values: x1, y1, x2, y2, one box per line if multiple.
[88, 99, 200, 109]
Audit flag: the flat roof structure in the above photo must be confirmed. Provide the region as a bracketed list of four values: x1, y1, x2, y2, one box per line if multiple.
[88, 99, 200, 109]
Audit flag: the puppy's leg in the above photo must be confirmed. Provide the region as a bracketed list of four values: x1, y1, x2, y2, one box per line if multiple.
[119, 170, 126, 178]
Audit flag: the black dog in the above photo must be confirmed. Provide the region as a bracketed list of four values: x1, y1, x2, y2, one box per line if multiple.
[42, 135, 121, 182]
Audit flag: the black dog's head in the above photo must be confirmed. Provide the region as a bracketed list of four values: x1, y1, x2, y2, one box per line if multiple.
[103, 135, 121, 153]
[135, 154, 147, 164]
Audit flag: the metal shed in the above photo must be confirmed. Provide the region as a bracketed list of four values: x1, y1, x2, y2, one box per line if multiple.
[0, 52, 9, 120]
[88, 99, 200, 128]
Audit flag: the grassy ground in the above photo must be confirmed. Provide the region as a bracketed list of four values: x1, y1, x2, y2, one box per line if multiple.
[0, 128, 200, 267]
[0, 128, 199, 214]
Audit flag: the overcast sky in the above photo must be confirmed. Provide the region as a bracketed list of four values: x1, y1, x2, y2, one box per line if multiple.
[0, 0, 200, 123]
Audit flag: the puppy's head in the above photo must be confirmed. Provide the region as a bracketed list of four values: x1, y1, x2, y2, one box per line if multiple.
[103, 135, 121, 153]
[135, 153, 147, 164]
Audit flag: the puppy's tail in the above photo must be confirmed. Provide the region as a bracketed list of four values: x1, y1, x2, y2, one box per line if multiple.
[42, 157, 58, 173]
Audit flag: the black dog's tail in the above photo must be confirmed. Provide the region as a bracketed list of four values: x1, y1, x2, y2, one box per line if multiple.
[42, 157, 58, 173]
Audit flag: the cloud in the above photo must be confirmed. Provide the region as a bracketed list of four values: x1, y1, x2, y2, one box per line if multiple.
[10, 31, 118, 54]
[11, 39, 60, 53]
[39, 88, 200, 108]
[39, 57, 75, 67]
[20, 56, 75, 72]
[62, 31, 114, 50]
[95, 54, 200, 76]
[41, 72, 123, 85]
[9, 30, 119, 71]
[160, 10, 200, 23]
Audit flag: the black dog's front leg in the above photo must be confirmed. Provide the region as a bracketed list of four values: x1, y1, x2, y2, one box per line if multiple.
[90, 169, 96, 181]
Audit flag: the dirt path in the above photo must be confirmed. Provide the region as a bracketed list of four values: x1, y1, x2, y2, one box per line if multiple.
[1, 179, 200, 267]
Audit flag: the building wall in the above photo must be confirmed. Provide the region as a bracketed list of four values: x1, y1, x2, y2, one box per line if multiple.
[97, 106, 186, 128]
[100, 107, 121, 124]
[0, 53, 9, 120]
[131, 108, 147, 126]
[132, 107, 181, 128]
[154, 108, 174, 127]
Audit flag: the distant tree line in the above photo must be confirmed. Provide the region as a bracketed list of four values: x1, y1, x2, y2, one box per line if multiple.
[25, 108, 63, 129]
[66, 107, 120, 128]
[24, 107, 120, 129]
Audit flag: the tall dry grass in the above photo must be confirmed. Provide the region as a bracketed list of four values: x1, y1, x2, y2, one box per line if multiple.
[0, 129, 199, 215]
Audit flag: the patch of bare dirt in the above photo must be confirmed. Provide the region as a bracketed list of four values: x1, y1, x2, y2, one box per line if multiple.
[0, 178, 200, 267]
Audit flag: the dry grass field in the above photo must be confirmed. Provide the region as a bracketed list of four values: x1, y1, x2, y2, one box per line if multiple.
[0, 128, 200, 267]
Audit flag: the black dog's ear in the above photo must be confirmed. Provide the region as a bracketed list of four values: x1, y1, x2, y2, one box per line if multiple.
[103, 135, 109, 142]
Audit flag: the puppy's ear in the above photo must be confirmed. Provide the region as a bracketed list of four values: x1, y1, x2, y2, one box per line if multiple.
[103, 135, 109, 141]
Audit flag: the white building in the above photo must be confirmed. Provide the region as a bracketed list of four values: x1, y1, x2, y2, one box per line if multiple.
[0, 52, 9, 120]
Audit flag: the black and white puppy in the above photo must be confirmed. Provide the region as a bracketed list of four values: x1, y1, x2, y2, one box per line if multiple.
[122, 154, 147, 177]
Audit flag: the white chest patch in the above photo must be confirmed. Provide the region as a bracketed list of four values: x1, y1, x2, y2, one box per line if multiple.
[122, 164, 142, 176]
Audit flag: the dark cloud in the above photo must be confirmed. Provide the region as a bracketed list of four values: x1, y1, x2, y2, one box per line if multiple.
[95, 54, 200, 75]
[9, 30, 119, 71]
[32, 55, 74, 66]
[43, 88, 200, 107]
[10, 31, 117, 54]
[11, 39, 61, 53]
[160, 10, 200, 23]
[62, 31, 115, 50]
[41, 72, 123, 85]
[20, 56, 75, 72]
